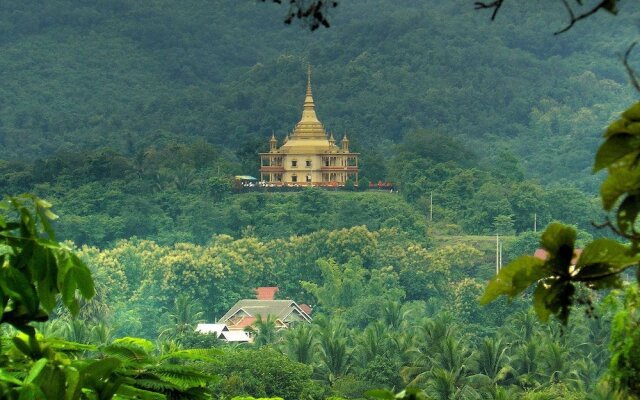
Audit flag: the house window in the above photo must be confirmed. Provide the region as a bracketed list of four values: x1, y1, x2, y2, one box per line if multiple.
[306, 175, 312, 183]
[291, 160, 297, 167]
[292, 175, 297, 182]
[306, 160, 312, 167]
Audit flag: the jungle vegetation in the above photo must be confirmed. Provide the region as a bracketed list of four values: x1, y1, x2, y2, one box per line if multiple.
[1, 0, 640, 399]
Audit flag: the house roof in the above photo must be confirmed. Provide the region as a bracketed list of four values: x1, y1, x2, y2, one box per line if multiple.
[221, 330, 251, 342]
[230, 316, 257, 329]
[299, 304, 312, 315]
[218, 299, 312, 329]
[255, 287, 279, 300]
[195, 323, 228, 336]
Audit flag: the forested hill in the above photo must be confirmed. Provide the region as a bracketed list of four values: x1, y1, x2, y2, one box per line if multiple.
[0, 0, 637, 188]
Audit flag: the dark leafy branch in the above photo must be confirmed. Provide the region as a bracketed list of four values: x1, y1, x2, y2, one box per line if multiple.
[265, 0, 620, 33]
[475, 0, 619, 34]
[473, 0, 505, 20]
[555, 0, 619, 34]
[261, 0, 339, 30]
[623, 42, 640, 92]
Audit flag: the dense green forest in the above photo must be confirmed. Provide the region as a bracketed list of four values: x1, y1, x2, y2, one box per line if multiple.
[0, 0, 637, 187]
[2, 0, 640, 399]
[0, 197, 621, 399]
[0, 0, 627, 244]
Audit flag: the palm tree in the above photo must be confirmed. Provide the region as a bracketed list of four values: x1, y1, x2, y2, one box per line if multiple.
[401, 318, 471, 388]
[427, 367, 480, 400]
[283, 323, 317, 364]
[421, 315, 457, 353]
[472, 337, 511, 384]
[159, 294, 205, 342]
[383, 300, 412, 329]
[538, 340, 581, 387]
[90, 321, 115, 345]
[427, 368, 457, 400]
[510, 340, 540, 388]
[482, 386, 519, 400]
[60, 319, 92, 344]
[318, 319, 352, 384]
[581, 314, 611, 367]
[356, 321, 388, 369]
[174, 164, 196, 191]
[401, 316, 458, 386]
[431, 336, 474, 376]
[246, 314, 281, 346]
[571, 357, 605, 394]
[98, 337, 217, 399]
[390, 329, 417, 367]
[503, 310, 538, 345]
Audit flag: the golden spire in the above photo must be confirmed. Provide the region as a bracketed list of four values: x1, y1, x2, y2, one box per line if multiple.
[301, 64, 319, 123]
[285, 64, 327, 141]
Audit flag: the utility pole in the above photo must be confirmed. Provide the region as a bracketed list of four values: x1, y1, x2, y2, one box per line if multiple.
[534, 212, 537, 233]
[496, 234, 500, 274]
[430, 192, 433, 221]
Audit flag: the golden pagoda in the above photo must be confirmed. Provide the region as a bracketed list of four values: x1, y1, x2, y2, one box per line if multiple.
[259, 67, 359, 186]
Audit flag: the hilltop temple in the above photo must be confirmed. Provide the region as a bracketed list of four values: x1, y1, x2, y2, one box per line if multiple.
[259, 68, 358, 186]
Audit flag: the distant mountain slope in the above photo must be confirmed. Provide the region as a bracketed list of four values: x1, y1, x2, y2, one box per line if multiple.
[0, 0, 636, 187]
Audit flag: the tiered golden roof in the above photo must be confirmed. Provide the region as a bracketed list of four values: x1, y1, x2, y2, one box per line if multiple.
[258, 66, 359, 187]
[279, 66, 336, 153]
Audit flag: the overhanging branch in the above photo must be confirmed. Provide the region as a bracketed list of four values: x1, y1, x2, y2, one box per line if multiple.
[474, 0, 505, 20]
[622, 42, 640, 93]
[555, 0, 617, 34]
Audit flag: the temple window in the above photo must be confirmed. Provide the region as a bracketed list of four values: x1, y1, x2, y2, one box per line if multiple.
[306, 175, 312, 182]
[291, 160, 297, 167]
[306, 160, 312, 167]
[292, 175, 297, 182]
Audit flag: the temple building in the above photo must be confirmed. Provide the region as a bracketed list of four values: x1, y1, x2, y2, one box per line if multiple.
[259, 68, 358, 186]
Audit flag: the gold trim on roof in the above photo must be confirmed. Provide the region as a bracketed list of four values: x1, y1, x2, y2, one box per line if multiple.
[289, 65, 327, 140]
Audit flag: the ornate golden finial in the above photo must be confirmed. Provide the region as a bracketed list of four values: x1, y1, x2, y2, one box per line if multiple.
[299, 64, 319, 125]
[305, 64, 314, 104]
[342, 132, 350, 152]
[270, 131, 277, 141]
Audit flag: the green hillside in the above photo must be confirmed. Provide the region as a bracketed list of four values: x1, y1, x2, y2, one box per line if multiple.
[0, 0, 622, 245]
[0, 0, 637, 189]
[1, 2, 639, 398]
